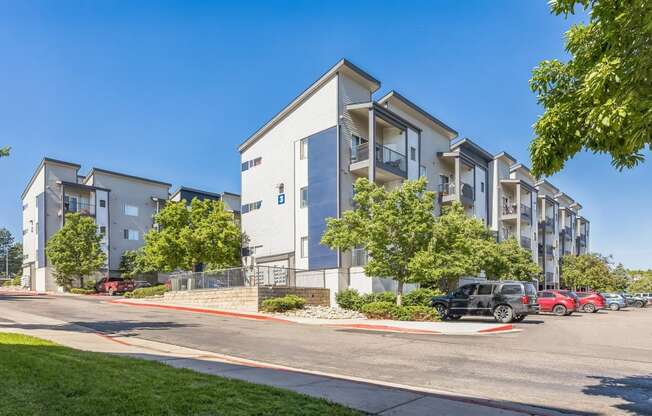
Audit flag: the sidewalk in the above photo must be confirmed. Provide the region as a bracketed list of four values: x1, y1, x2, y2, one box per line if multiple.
[0, 307, 559, 416]
[111, 298, 519, 335]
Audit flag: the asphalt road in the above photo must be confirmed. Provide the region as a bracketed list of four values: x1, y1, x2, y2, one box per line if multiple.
[1, 294, 651, 415]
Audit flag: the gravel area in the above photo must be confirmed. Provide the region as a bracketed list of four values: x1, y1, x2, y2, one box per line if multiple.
[274, 305, 366, 320]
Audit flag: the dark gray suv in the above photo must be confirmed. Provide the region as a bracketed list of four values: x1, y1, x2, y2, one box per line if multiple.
[430, 281, 540, 323]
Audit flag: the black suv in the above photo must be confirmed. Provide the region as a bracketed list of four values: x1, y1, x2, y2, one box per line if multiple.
[430, 281, 540, 323]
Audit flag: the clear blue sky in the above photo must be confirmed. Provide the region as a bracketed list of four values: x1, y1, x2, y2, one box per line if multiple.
[1, 1, 650, 269]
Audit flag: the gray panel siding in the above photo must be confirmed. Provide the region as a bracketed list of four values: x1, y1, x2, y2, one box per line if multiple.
[36, 192, 45, 267]
[307, 126, 338, 269]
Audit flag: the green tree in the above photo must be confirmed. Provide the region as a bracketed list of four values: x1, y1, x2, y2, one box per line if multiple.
[142, 199, 240, 272]
[561, 253, 614, 291]
[0, 229, 22, 277]
[46, 213, 106, 289]
[628, 271, 652, 293]
[7, 243, 23, 277]
[119, 249, 154, 279]
[321, 178, 436, 305]
[0, 146, 9, 158]
[482, 238, 541, 282]
[529, 0, 652, 176]
[409, 203, 493, 291]
[610, 262, 629, 291]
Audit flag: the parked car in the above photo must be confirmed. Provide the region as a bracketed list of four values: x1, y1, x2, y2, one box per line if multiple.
[537, 290, 577, 316]
[133, 280, 152, 289]
[620, 293, 648, 308]
[96, 277, 135, 296]
[430, 281, 539, 323]
[635, 293, 652, 303]
[600, 292, 627, 311]
[575, 292, 606, 313]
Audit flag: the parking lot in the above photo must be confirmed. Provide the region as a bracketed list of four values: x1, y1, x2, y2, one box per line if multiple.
[1, 294, 651, 415]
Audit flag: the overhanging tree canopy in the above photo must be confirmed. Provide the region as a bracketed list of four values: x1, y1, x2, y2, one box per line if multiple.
[530, 0, 652, 176]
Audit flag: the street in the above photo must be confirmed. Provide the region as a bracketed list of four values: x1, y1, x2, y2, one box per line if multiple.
[1, 293, 651, 415]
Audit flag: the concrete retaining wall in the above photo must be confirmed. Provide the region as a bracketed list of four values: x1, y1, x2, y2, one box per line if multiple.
[161, 287, 330, 312]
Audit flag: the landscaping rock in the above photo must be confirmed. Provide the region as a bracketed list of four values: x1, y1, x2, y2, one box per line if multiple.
[273, 305, 366, 320]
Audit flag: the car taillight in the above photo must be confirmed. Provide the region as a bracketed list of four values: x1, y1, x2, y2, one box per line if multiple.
[521, 295, 529, 304]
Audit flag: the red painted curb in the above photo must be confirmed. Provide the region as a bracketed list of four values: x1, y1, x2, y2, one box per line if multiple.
[326, 323, 441, 334]
[478, 324, 513, 333]
[108, 300, 292, 323]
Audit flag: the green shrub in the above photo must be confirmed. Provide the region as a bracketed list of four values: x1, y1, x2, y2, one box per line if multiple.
[70, 288, 95, 295]
[360, 301, 396, 319]
[362, 291, 396, 305]
[336, 289, 363, 311]
[402, 288, 444, 307]
[393, 306, 439, 321]
[2, 280, 13, 287]
[127, 285, 169, 299]
[82, 279, 97, 291]
[260, 294, 306, 312]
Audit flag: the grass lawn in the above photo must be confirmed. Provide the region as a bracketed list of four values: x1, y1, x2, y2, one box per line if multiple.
[0, 332, 361, 416]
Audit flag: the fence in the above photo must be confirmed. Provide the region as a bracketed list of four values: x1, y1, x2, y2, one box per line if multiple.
[169, 266, 326, 292]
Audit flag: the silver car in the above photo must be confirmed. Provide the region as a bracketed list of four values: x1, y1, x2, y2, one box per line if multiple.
[601, 292, 627, 311]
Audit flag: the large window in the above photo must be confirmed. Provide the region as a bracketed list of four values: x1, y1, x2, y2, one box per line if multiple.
[300, 187, 308, 208]
[300, 236, 308, 258]
[410, 146, 416, 161]
[124, 204, 138, 216]
[124, 229, 139, 241]
[241, 200, 262, 214]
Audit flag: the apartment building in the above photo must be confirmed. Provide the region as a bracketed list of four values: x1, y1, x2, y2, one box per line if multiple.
[535, 180, 561, 289]
[239, 58, 590, 297]
[21, 158, 171, 291]
[170, 186, 241, 213]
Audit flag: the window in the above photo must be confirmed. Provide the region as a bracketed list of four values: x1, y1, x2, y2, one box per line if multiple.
[300, 187, 308, 208]
[300, 138, 308, 160]
[241, 157, 262, 172]
[99, 199, 106, 208]
[124, 204, 138, 216]
[419, 165, 426, 177]
[454, 284, 476, 298]
[300, 236, 308, 258]
[501, 284, 523, 295]
[241, 200, 262, 214]
[22, 203, 28, 211]
[410, 146, 416, 161]
[124, 229, 139, 240]
[481, 182, 485, 193]
[99, 226, 106, 235]
[278, 183, 284, 194]
[477, 284, 494, 295]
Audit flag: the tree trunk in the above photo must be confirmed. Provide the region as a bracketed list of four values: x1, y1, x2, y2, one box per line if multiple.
[396, 280, 404, 306]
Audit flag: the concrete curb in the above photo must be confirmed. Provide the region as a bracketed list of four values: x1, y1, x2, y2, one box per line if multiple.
[110, 299, 518, 335]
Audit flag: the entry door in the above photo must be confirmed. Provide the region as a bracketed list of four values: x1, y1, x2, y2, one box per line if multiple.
[450, 284, 476, 314]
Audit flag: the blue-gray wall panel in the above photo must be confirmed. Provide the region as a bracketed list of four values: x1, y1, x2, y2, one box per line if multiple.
[307, 126, 338, 269]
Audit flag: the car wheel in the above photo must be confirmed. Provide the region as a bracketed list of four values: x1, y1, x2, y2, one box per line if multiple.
[513, 314, 526, 322]
[609, 303, 620, 311]
[553, 305, 567, 316]
[493, 305, 513, 323]
[434, 304, 450, 320]
[634, 301, 644, 308]
[583, 303, 596, 313]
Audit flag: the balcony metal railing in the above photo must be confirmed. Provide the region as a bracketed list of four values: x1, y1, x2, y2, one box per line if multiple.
[502, 203, 517, 215]
[64, 201, 95, 216]
[351, 247, 368, 267]
[520, 236, 532, 250]
[351, 142, 407, 176]
[438, 182, 455, 196]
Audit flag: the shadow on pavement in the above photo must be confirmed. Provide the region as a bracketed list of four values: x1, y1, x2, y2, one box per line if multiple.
[583, 374, 652, 415]
[0, 320, 197, 336]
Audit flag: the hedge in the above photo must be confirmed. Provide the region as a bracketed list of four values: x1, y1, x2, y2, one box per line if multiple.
[124, 285, 169, 299]
[360, 301, 439, 321]
[260, 295, 306, 312]
[336, 288, 442, 311]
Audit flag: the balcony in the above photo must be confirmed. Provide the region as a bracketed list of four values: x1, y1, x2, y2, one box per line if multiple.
[351, 247, 368, 267]
[350, 142, 407, 182]
[439, 182, 474, 207]
[577, 235, 587, 247]
[64, 201, 95, 216]
[520, 235, 532, 250]
[545, 272, 555, 285]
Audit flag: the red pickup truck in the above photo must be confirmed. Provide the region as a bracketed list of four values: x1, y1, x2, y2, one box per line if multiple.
[95, 277, 135, 296]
